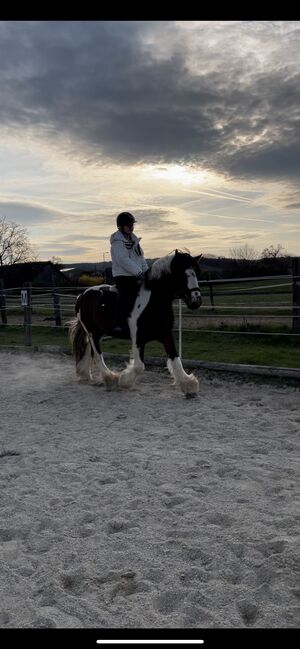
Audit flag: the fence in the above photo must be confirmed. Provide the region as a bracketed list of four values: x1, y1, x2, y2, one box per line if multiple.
[0, 260, 300, 350]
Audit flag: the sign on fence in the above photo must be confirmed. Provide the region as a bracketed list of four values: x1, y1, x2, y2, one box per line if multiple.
[23, 283, 32, 346]
[21, 290, 28, 306]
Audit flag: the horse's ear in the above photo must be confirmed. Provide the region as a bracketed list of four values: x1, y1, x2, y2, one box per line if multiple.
[193, 254, 202, 264]
[175, 249, 179, 256]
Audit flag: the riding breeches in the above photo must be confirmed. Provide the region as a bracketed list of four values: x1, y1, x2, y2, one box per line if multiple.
[113, 276, 139, 327]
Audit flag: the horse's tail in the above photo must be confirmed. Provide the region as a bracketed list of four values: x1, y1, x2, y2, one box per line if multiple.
[68, 313, 88, 363]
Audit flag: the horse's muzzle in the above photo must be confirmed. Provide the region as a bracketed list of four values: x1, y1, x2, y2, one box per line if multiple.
[186, 292, 202, 310]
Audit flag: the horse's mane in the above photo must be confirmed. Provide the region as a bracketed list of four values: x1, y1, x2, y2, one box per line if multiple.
[149, 254, 173, 279]
[149, 248, 191, 280]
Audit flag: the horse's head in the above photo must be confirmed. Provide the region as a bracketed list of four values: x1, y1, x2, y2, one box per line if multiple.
[171, 250, 202, 310]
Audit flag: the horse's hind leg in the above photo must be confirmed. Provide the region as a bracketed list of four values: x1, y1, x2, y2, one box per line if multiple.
[89, 332, 119, 389]
[76, 335, 93, 382]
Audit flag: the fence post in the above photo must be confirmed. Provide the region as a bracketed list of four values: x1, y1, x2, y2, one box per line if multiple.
[209, 283, 215, 310]
[22, 282, 32, 346]
[0, 278, 7, 324]
[52, 283, 61, 326]
[178, 298, 182, 358]
[292, 257, 300, 333]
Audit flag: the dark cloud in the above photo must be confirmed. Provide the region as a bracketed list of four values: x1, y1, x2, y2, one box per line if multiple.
[132, 208, 177, 229]
[0, 200, 59, 224]
[1, 21, 300, 183]
[0, 199, 177, 234]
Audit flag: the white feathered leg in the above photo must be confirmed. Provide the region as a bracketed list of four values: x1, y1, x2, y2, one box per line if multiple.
[167, 357, 199, 397]
[76, 342, 92, 381]
[118, 343, 144, 389]
[89, 338, 119, 389]
[77, 313, 119, 389]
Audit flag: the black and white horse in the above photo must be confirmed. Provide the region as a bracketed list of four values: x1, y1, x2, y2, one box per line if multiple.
[68, 250, 202, 396]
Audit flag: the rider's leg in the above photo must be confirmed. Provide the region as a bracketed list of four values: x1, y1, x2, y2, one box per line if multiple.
[112, 277, 138, 337]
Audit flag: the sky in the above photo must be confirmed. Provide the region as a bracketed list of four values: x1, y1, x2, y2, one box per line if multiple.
[0, 20, 300, 263]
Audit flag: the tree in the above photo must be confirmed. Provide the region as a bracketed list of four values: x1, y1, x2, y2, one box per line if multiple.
[260, 244, 286, 259]
[0, 216, 38, 268]
[229, 244, 259, 261]
[51, 256, 63, 267]
[228, 244, 259, 277]
[259, 244, 290, 275]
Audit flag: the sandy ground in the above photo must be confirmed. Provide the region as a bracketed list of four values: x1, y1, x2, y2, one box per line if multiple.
[0, 350, 299, 629]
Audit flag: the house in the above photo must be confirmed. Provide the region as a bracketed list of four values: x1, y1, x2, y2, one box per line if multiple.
[0, 261, 72, 289]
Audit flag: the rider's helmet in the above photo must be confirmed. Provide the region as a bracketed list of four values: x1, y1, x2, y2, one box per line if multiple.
[116, 212, 136, 228]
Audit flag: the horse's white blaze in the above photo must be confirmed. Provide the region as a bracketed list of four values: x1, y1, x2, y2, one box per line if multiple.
[118, 286, 151, 388]
[167, 357, 199, 395]
[186, 269, 201, 299]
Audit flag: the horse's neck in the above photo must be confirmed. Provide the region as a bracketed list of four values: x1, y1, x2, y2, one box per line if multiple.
[148, 276, 176, 302]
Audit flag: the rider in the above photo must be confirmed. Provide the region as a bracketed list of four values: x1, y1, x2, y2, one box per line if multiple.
[110, 212, 149, 337]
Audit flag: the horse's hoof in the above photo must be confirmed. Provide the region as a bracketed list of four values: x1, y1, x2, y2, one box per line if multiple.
[185, 392, 197, 399]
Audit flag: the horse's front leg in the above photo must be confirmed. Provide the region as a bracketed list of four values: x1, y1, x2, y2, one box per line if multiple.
[118, 341, 145, 389]
[163, 333, 199, 397]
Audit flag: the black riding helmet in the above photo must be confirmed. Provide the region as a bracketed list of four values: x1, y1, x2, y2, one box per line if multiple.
[116, 212, 136, 228]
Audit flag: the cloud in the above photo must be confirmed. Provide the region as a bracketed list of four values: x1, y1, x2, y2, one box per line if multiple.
[0, 200, 60, 225]
[0, 20, 299, 187]
[40, 244, 95, 258]
[130, 208, 177, 229]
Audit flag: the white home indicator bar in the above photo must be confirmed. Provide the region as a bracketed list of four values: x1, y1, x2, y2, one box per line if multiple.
[96, 642, 204, 645]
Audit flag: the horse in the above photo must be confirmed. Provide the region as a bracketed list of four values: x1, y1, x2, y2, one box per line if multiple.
[68, 250, 202, 397]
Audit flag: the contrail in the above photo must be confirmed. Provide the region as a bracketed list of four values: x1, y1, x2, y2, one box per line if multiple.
[180, 187, 254, 204]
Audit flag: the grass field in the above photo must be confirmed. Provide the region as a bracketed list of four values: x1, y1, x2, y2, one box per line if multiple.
[1, 324, 299, 369]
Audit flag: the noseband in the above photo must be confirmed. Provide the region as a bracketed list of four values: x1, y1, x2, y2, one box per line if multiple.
[176, 285, 201, 301]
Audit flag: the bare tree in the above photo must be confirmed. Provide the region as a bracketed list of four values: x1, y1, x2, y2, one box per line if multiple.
[51, 255, 63, 266]
[228, 244, 259, 277]
[0, 216, 38, 268]
[259, 244, 289, 274]
[260, 244, 286, 259]
[229, 244, 259, 261]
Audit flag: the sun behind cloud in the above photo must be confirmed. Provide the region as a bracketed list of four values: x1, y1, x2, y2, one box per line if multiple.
[147, 164, 209, 186]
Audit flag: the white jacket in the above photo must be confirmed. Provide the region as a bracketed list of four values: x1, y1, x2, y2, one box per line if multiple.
[110, 230, 149, 278]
